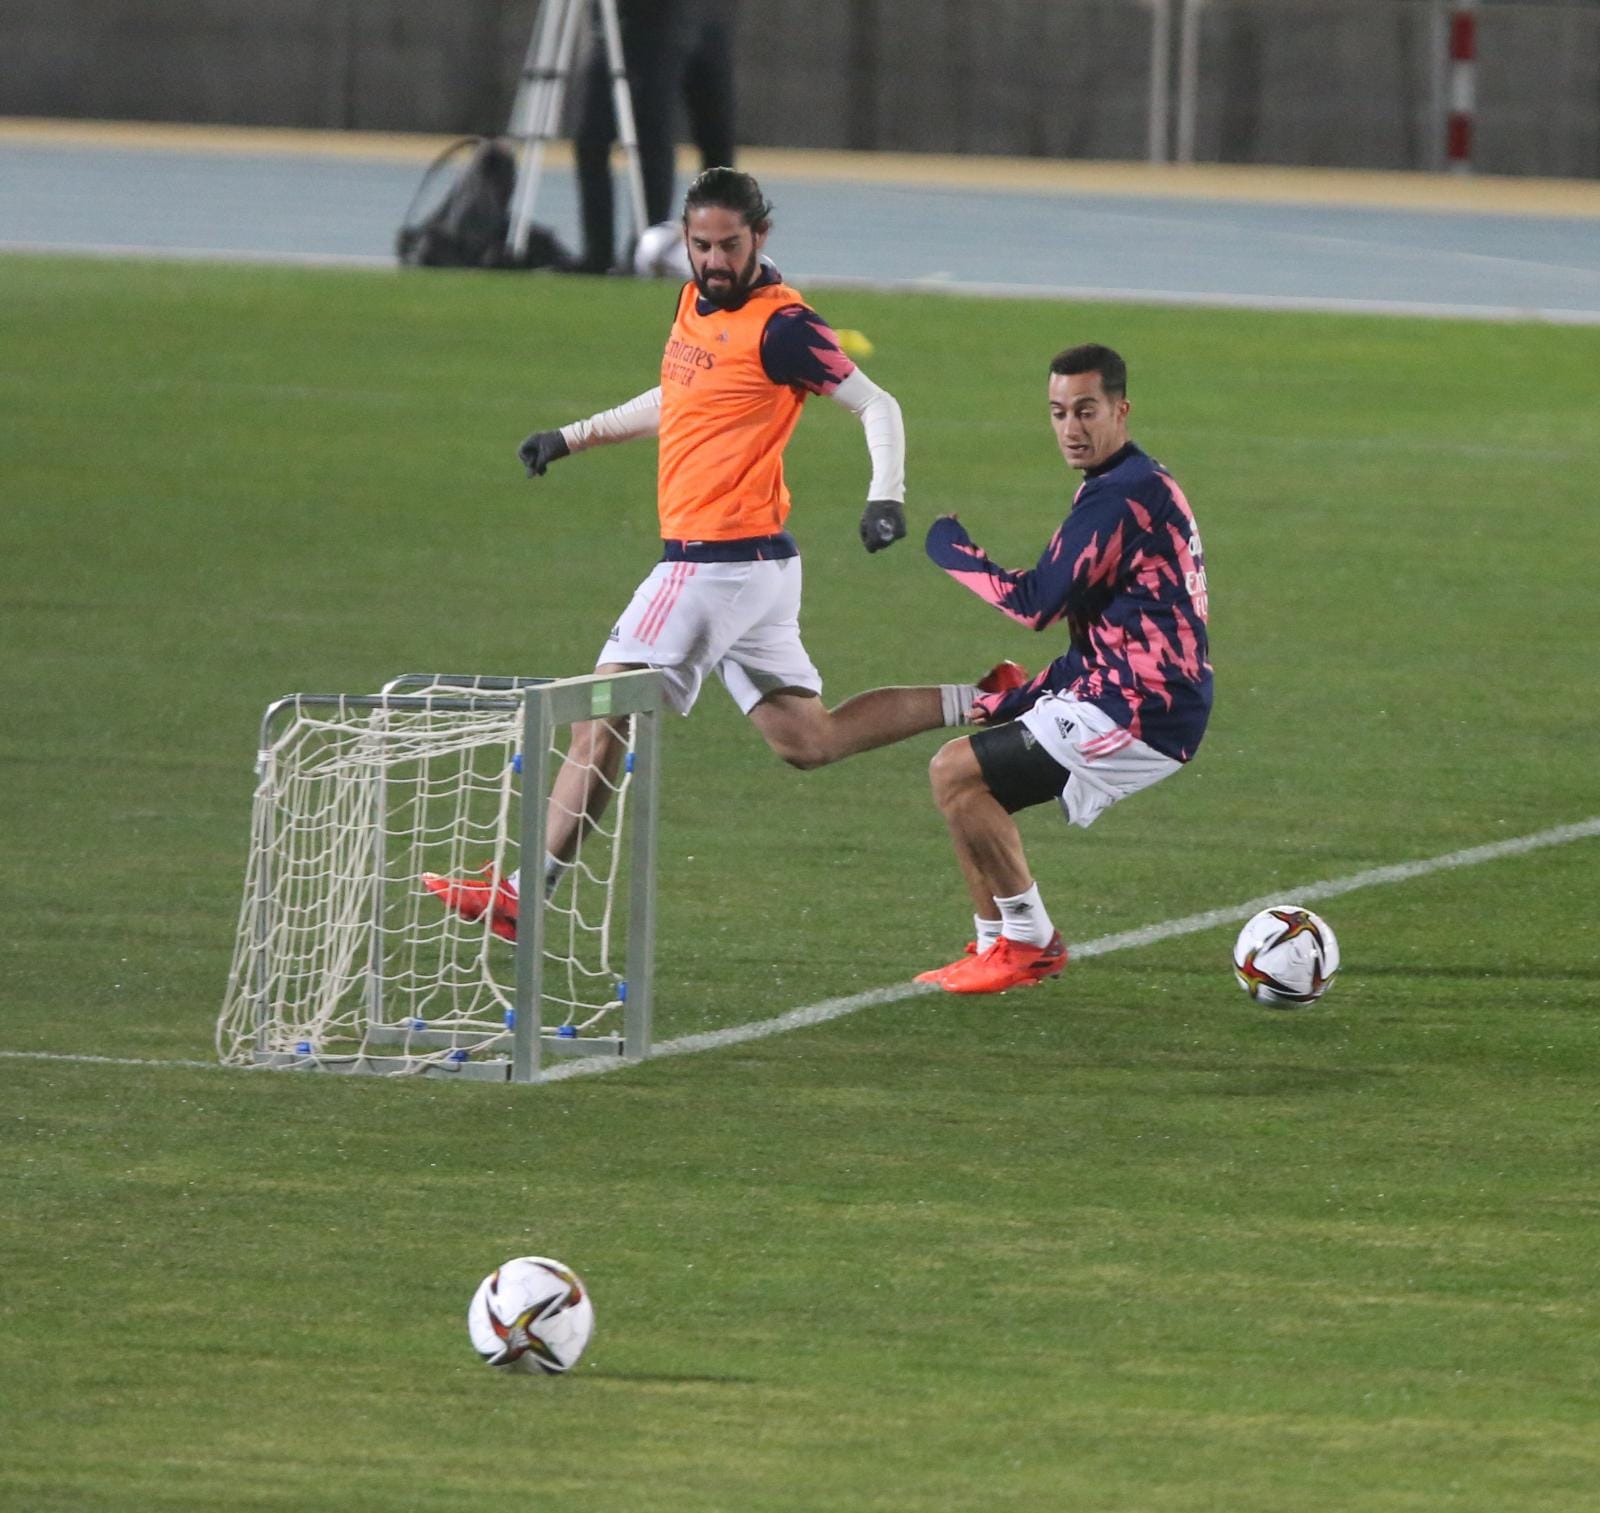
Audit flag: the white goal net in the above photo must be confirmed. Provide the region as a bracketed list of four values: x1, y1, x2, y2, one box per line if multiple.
[217, 672, 660, 1080]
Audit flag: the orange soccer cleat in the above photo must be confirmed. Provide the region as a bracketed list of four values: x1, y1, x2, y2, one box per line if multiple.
[421, 865, 520, 943]
[932, 932, 1067, 995]
[977, 659, 1029, 695]
[914, 940, 979, 986]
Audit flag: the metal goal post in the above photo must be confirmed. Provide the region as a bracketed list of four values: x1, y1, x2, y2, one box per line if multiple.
[216, 670, 662, 1083]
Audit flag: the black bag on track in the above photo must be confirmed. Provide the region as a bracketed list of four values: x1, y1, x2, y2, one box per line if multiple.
[396, 137, 571, 271]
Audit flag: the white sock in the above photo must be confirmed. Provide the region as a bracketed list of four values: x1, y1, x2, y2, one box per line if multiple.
[974, 914, 1003, 952]
[939, 684, 979, 727]
[506, 857, 570, 899]
[995, 883, 1054, 947]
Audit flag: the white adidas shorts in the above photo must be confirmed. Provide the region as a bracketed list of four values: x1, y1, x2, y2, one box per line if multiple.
[1018, 692, 1183, 829]
[599, 557, 822, 716]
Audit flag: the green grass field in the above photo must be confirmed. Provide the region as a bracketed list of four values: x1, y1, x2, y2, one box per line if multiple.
[3, 254, 1598, 1511]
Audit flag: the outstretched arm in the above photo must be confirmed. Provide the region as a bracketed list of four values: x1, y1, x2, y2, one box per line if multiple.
[518, 386, 663, 477]
[925, 515, 1073, 630]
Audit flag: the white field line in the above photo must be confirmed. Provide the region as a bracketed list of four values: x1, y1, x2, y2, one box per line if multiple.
[4, 241, 1598, 326]
[0, 239, 393, 269]
[803, 272, 1600, 327]
[542, 815, 1600, 1081]
[4, 816, 1595, 1081]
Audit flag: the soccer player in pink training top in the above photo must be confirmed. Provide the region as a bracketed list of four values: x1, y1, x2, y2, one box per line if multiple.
[917, 343, 1212, 995]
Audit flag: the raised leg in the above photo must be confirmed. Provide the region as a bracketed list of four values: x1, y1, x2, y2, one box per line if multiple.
[746, 685, 944, 771]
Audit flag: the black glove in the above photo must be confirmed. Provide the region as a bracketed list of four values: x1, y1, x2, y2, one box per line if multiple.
[518, 430, 570, 478]
[859, 499, 906, 553]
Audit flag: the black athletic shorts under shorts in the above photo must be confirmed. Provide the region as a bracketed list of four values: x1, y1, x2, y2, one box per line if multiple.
[969, 719, 1072, 815]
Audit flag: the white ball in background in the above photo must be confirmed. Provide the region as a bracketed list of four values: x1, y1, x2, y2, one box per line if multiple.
[632, 221, 692, 280]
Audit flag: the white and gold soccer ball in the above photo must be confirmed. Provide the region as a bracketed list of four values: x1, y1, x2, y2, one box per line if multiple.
[1232, 905, 1340, 1007]
[467, 1256, 594, 1374]
[632, 220, 691, 280]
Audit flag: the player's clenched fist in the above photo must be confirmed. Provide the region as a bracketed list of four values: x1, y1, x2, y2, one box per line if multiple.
[518, 430, 570, 478]
[859, 499, 906, 553]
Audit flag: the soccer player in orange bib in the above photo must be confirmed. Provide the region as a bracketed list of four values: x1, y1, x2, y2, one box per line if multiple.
[424, 168, 1021, 939]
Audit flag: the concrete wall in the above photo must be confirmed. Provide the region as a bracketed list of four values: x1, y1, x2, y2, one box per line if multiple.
[2, 0, 518, 134]
[3, 0, 1596, 178]
[732, 0, 1160, 160]
[1179, 0, 1600, 177]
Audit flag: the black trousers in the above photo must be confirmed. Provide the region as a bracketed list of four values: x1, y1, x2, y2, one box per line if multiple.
[574, 0, 736, 270]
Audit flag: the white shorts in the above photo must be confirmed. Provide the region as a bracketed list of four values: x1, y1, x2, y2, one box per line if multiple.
[1018, 692, 1183, 829]
[600, 556, 822, 716]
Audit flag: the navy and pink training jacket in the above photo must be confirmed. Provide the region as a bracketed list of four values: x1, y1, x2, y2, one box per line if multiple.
[925, 441, 1212, 763]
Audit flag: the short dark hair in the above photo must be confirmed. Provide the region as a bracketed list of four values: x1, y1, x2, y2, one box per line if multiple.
[1049, 343, 1127, 400]
[682, 168, 773, 234]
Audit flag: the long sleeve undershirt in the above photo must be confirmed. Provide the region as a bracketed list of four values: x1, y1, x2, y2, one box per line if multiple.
[559, 387, 662, 450]
[824, 367, 905, 503]
[556, 362, 904, 505]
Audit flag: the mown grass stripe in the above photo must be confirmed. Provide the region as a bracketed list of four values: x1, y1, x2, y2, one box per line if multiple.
[5, 815, 1594, 1081]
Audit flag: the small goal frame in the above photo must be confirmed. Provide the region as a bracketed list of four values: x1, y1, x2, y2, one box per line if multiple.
[221, 670, 661, 1082]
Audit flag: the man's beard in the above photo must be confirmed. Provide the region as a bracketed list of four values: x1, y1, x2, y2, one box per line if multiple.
[693, 249, 760, 307]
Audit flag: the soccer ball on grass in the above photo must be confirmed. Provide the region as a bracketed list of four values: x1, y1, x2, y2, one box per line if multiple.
[467, 1256, 594, 1374]
[1232, 905, 1339, 1007]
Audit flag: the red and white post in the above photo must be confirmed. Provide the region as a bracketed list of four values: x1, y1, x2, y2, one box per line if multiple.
[1445, 0, 1477, 175]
